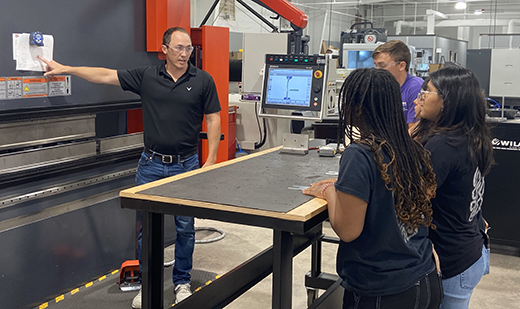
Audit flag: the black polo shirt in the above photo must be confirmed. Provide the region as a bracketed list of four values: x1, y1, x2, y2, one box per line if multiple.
[118, 63, 221, 155]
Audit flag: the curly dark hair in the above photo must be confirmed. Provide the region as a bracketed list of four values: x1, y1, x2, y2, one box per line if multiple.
[338, 68, 437, 233]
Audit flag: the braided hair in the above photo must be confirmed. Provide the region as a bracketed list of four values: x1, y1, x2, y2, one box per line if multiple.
[338, 68, 437, 233]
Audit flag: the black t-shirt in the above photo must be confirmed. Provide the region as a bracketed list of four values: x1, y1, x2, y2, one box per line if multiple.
[425, 132, 485, 279]
[334, 143, 434, 296]
[118, 63, 221, 155]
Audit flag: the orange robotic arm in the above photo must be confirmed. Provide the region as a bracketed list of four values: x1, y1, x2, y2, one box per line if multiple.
[251, 0, 308, 29]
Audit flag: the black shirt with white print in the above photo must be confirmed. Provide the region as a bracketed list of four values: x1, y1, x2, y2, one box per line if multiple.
[425, 130, 485, 279]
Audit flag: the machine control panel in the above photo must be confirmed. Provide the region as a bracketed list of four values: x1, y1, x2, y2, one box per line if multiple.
[261, 54, 327, 113]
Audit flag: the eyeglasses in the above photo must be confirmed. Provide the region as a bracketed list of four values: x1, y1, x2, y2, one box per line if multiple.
[374, 61, 401, 69]
[416, 90, 439, 100]
[165, 44, 194, 54]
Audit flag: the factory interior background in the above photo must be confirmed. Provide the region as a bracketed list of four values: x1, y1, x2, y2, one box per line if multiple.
[1, 0, 519, 308]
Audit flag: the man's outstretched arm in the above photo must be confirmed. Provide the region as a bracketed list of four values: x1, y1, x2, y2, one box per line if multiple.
[38, 56, 120, 86]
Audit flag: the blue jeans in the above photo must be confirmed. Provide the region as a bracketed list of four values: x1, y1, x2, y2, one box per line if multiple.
[440, 245, 490, 309]
[135, 151, 199, 285]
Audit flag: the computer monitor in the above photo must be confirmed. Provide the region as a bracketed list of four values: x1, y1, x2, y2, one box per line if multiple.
[346, 50, 374, 69]
[341, 43, 380, 69]
[418, 63, 430, 71]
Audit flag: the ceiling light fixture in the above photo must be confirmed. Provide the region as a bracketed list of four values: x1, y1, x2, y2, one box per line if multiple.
[455, 1, 467, 10]
[474, 9, 484, 15]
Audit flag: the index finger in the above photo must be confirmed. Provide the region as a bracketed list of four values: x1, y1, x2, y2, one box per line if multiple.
[37, 55, 49, 64]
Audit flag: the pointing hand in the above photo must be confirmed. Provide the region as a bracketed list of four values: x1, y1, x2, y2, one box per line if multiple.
[37, 56, 67, 76]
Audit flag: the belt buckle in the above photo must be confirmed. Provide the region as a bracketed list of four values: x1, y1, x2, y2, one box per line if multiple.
[162, 155, 173, 164]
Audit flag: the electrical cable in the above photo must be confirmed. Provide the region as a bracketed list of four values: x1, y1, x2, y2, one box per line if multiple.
[164, 259, 175, 267]
[234, 3, 275, 33]
[195, 227, 226, 244]
[486, 97, 500, 108]
[255, 101, 262, 143]
[254, 101, 267, 149]
[163, 227, 227, 267]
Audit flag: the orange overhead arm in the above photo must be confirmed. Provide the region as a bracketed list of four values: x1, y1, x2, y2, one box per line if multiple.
[252, 0, 308, 29]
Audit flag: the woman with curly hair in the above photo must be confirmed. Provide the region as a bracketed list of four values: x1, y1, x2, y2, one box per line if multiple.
[411, 67, 493, 309]
[303, 68, 442, 308]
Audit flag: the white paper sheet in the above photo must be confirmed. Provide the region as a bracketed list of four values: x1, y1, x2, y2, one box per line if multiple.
[13, 33, 54, 72]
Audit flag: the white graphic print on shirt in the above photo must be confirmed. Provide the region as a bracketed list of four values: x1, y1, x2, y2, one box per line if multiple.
[398, 220, 418, 243]
[469, 167, 485, 222]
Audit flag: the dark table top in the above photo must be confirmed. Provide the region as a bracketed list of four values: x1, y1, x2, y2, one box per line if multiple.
[120, 147, 339, 227]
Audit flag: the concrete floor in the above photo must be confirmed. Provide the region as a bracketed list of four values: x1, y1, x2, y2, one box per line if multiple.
[173, 218, 520, 308]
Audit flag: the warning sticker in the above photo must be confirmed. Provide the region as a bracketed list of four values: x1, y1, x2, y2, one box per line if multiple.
[1, 75, 71, 100]
[48, 75, 71, 97]
[23, 77, 48, 98]
[0, 77, 6, 99]
[7, 77, 23, 99]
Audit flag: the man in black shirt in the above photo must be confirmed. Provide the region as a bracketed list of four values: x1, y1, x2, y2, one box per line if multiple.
[39, 27, 221, 308]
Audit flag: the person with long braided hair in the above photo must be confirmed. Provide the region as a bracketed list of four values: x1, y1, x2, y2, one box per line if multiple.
[303, 68, 442, 308]
[411, 67, 493, 309]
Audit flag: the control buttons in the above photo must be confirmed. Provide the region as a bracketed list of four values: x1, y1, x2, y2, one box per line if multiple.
[313, 86, 321, 93]
[314, 70, 323, 79]
[266, 54, 323, 65]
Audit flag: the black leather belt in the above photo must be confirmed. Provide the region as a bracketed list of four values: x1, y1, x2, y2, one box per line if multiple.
[143, 147, 197, 164]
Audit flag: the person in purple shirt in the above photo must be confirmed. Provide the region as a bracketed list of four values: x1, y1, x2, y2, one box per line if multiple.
[373, 40, 423, 128]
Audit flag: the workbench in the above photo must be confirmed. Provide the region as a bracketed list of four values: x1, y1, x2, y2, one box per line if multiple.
[120, 146, 340, 309]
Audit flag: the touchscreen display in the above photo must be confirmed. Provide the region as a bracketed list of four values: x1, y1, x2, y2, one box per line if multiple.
[264, 68, 313, 108]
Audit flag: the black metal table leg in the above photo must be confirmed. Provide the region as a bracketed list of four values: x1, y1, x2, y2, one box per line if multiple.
[311, 235, 323, 277]
[142, 211, 164, 309]
[307, 229, 323, 306]
[272, 229, 293, 309]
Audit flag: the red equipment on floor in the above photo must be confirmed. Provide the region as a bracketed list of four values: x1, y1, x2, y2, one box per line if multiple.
[118, 260, 141, 291]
